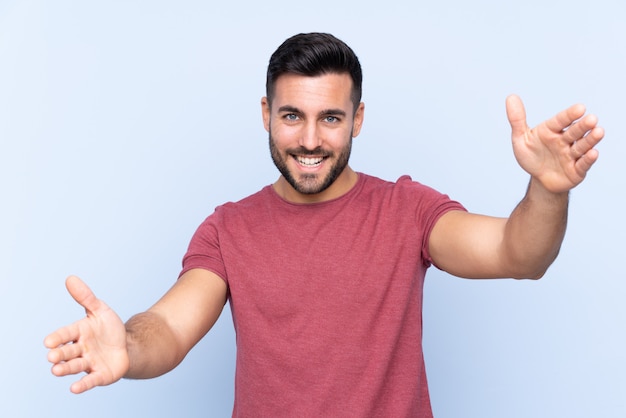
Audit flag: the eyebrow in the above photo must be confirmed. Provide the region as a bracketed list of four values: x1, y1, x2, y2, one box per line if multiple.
[277, 105, 347, 118]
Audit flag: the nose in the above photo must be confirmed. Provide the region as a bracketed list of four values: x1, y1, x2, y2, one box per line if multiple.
[298, 121, 322, 150]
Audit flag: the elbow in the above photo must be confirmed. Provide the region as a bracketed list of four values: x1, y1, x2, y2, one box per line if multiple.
[506, 247, 560, 280]
[510, 270, 545, 280]
[521, 270, 546, 280]
[510, 261, 553, 280]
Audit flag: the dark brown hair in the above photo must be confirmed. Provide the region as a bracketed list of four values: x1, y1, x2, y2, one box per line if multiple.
[266, 33, 363, 113]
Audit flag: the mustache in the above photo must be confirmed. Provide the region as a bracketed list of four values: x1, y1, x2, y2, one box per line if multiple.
[286, 146, 333, 157]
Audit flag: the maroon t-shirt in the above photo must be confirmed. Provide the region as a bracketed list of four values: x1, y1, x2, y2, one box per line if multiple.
[181, 173, 465, 417]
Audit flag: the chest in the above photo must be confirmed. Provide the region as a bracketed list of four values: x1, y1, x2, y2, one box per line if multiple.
[219, 209, 425, 327]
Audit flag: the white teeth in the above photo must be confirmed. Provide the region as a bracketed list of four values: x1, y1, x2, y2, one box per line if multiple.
[297, 156, 323, 166]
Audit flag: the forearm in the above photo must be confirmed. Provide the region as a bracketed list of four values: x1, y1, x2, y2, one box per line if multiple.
[502, 177, 569, 279]
[124, 311, 187, 379]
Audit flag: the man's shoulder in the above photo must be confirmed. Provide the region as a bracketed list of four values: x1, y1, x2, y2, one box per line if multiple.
[217, 185, 273, 212]
[359, 172, 436, 196]
[358, 172, 464, 216]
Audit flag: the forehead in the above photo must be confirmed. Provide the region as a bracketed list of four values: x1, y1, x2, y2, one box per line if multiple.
[271, 73, 354, 111]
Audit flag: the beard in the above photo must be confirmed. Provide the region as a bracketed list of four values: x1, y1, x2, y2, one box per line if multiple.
[269, 131, 353, 195]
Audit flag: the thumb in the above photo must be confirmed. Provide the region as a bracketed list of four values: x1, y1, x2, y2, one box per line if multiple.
[65, 275, 101, 314]
[505, 94, 528, 138]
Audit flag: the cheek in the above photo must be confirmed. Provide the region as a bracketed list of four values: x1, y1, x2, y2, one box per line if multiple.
[270, 124, 298, 144]
[326, 128, 353, 146]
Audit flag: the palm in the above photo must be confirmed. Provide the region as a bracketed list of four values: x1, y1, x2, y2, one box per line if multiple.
[44, 276, 130, 394]
[506, 95, 603, 194]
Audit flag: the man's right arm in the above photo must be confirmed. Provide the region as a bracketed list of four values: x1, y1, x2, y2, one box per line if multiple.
[124, 268, 228, 379]
[44, 269, 227, 393]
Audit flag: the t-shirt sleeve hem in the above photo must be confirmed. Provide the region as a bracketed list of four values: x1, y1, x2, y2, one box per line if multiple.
[422, 201, 467, 269]
[178, 261, 228, 285]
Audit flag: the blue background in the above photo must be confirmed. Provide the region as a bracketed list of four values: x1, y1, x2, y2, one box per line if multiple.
[1, 1, 624, 416]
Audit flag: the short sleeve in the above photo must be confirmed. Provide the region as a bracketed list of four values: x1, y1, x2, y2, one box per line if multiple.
[179, 210, 228, 283]
[394, 175, 466, 268]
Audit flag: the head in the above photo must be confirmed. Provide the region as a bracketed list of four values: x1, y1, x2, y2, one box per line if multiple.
[262, 33, 365, 203]
[266, 33, 363, 116]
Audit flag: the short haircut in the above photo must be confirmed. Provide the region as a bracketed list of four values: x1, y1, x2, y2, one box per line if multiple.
[266, 33, 363, 113]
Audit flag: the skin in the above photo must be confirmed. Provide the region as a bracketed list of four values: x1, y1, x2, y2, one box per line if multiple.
[263, 73, 364, 203]
[44, 72, 604, 394]
[430, 95, 603, 279]
[44, 269, 227, 393]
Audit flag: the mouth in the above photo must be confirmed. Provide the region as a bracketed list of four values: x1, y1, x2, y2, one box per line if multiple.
[295, 155, 325, 168]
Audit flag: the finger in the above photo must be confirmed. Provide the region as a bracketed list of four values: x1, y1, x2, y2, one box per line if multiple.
[505, 94, 528, 138]
[71, 372, 105, 394]
[571, 141, 584, 159]
[570, 126, 604, 159]
[563, 114, 599, 144]
[545, 103, 586, 133]
[65, 275, 102, 314]
[51, 356, 89, 377]
[44, 323, 80, 349]
[575, 148, 600, 175]
[47, 341, 83, 364]
[71, 379, 91, 395]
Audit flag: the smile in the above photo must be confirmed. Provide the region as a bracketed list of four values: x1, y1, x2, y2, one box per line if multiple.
[295, 156, 324, 167]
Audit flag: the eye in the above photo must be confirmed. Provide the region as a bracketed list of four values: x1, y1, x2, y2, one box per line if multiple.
[284, 113, 299, 121]
[323, 116, 339, 123]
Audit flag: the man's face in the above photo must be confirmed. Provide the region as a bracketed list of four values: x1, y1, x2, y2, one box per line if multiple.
[262, 73, 364, 203]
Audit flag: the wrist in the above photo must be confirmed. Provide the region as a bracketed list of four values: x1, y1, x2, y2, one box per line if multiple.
[528, 177, 569, 203]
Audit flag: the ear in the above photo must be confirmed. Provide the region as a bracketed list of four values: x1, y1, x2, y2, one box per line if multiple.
[352, 102, 365, 137]
[261, 97, 271, 132]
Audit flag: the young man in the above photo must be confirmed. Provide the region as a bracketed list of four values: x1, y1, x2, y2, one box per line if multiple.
[45, 33, 604, 417]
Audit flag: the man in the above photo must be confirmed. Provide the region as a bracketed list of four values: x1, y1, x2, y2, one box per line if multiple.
[45, 33, 604, 417]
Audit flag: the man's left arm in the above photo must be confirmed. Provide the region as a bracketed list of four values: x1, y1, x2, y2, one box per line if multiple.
[429, 95, 604, 279]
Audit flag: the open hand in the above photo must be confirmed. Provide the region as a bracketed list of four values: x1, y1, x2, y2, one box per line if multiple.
[44, 276, 129, 394]
[506, 95, 604, 194]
